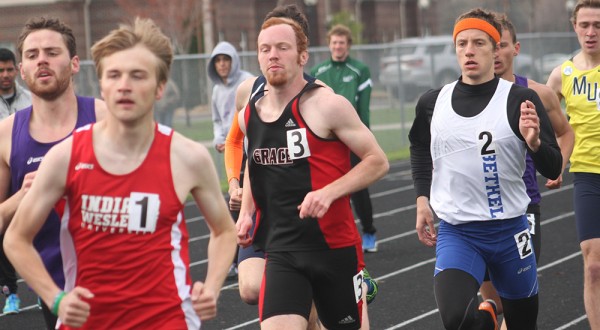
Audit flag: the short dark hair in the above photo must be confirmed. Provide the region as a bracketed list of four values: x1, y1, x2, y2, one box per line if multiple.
[17, 17, 77, 58]
[495, 13, 517, 44]
[0, 48, 16, 64]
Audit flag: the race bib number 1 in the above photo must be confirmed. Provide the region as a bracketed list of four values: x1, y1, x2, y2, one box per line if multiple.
[128, 192, 160, 233]
[286, 128, 311, 160]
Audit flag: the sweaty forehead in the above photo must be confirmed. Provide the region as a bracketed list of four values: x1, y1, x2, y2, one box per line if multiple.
[23, 30, 66, 51]
[577, 7, 600, 23]
[258, 24, 295, 45]
[455, 28, 491, 41]
[101, 45, 157, 72]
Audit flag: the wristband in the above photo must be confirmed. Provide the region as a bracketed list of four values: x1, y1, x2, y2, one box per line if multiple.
[52, 291, 66, 316]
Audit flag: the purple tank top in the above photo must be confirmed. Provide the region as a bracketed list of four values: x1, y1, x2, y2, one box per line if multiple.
[514, 74, 541, 205]
[9, 96, 96, 288]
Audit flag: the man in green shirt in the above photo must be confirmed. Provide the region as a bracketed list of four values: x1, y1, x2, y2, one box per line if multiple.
[310, 24, 377, 252]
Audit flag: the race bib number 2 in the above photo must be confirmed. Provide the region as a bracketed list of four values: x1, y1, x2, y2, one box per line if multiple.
[514, 228, 533, 259]
[286, 128, 311, 160]
[128, 192, 160, 233]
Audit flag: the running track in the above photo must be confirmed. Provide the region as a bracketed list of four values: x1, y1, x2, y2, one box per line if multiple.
[1, 160, 588, 329]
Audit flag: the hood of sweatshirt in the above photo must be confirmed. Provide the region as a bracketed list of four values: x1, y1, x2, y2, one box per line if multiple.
[207, 41, 244, 86]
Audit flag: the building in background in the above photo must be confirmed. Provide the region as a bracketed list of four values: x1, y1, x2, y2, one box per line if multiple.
[0, 0, 574, 57]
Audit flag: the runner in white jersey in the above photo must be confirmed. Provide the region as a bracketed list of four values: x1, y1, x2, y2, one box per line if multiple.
[409, 8, 561, 330]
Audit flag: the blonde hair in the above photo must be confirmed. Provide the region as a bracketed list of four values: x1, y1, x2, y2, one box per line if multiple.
[327, 24, 353, 45]
[91, 17, 173, 83]
[572, 0, 600, 24]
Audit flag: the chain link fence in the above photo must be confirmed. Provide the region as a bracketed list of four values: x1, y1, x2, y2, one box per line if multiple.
[74, 33, 578, 181]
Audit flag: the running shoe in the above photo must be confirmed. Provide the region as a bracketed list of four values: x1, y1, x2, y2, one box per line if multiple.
[478, 299, 498, 330]
[3, 294, 20, 315]
[226, 264, 238, 280]
[363, 268, 379, 304]
[362, 233, 378, 252]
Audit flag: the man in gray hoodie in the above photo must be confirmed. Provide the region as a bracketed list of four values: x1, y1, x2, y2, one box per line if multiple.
[208, 41, 253, 278]
[207, 41, 253, 153]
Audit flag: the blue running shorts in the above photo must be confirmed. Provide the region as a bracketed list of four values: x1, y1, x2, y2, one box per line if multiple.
[573, 172, 600, 242]
[435, 215, 538, 300]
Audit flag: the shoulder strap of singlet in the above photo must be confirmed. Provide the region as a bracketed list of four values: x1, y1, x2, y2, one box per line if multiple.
[249, 76, 267, 103]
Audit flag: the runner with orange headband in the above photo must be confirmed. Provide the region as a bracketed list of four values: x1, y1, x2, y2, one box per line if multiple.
[410, 7, 561, 329]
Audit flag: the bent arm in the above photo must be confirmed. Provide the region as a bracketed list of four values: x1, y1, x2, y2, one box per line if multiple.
[510, 90, 562, 179]
[545, 65, 565, 102]
[224, 114, 244, 185]
[4, 140, 70, 308]
[320, 94, 389, 201]
[531, 81, 574, 173]
[184, 141, 236, 299]
[225, 77, 256, 184]
[409, 89, 437, 199]
[211, 98, 225, 147]
[0, 118, 24, 233]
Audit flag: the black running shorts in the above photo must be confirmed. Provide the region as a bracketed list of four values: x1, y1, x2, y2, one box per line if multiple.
[260, 246, 363, 330]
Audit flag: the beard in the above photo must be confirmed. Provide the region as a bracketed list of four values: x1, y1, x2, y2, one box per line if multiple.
[25, 68, 71, 101]
[265, 71, 287, 87]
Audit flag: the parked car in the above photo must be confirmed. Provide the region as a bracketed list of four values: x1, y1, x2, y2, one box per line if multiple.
[379, 35, 538, 101]
[537, 51, 576, 83]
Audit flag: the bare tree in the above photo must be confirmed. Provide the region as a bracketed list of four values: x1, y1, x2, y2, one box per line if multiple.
[202, 0, 214, 55]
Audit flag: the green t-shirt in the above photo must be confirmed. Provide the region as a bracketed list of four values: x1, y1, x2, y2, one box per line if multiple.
[310, 56, 372, 128]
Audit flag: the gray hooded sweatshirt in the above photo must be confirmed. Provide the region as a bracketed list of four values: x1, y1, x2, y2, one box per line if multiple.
[207, 41, 253, 147]
[0, 82, 31, 119]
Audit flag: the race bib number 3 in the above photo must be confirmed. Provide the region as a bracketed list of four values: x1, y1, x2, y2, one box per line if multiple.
[352, 270, 364, 303]
[128, 192, 160, 233]
[286, 128, 311, 160]
[526, 213, 536, 235]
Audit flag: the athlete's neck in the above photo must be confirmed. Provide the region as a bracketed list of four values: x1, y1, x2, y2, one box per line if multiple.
[574, 51, 600, 70]
[28, 89, 79, 143]
[265, 75, 306, 111]
[498, 71, 516, 83]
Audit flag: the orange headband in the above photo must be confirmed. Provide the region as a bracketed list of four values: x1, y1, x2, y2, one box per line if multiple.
[452, 18, 500, 43]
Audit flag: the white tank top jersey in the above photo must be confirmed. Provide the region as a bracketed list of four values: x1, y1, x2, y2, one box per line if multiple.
[430, 79, 530, 224]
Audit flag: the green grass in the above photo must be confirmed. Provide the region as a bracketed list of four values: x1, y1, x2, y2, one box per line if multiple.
[386, 147, 410, 161]
[172, 118, 213, 142]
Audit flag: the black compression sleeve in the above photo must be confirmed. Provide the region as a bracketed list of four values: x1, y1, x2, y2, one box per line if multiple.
[409, 88, 439, 199]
